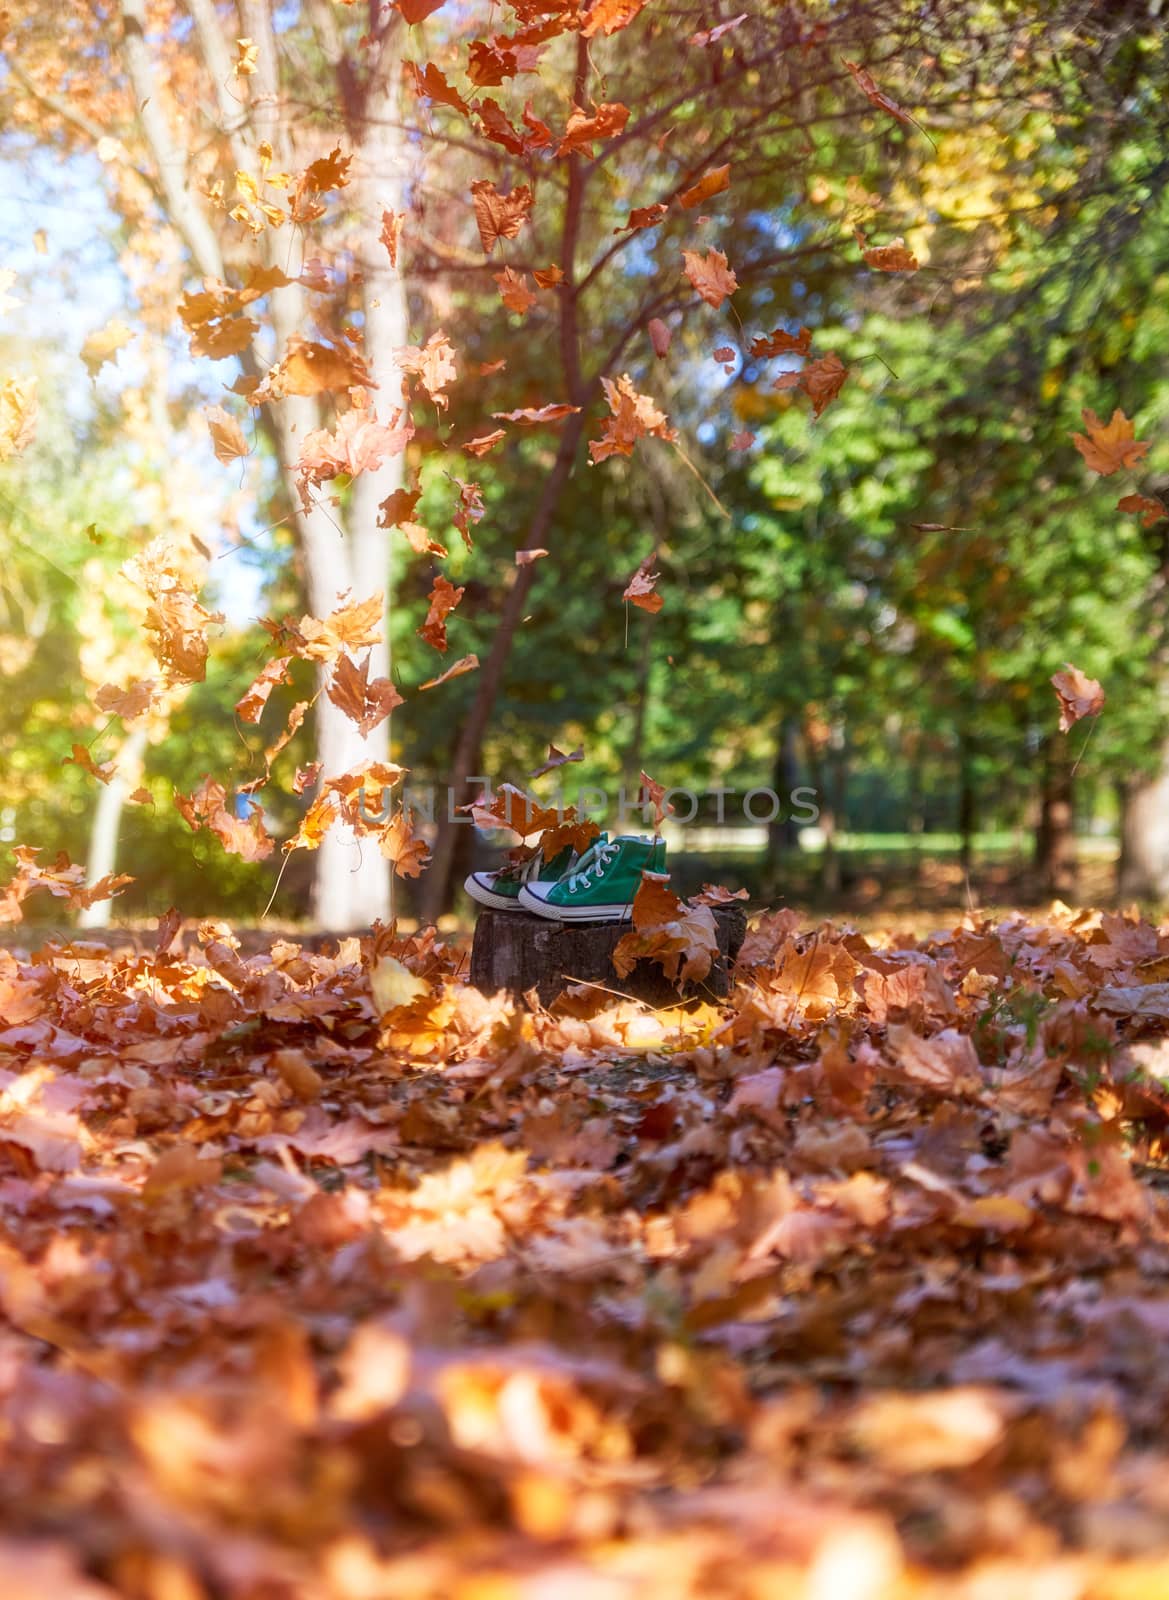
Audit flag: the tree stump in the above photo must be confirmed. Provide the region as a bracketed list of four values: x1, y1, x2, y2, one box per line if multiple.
[469, 904, 747, 1009]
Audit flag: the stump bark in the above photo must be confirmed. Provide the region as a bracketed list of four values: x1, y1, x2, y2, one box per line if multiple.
[469, 904, 747, 1008]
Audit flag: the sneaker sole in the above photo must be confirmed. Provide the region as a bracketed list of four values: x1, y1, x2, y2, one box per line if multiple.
[464, 874, 527, 912]
[518, 887, 634, 922]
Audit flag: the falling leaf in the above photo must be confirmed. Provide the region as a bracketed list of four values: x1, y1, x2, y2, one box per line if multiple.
[529, 744, 584, 779]
[516, 547, 549, 565]
[380, 209, 405, 267]
[679, 165, 731, 209]
[730, 429, 755, 450]
[589, 374, 677, 463]
[581, 0, 650, 35]
[638, 768, 674, 827]
[236, 656, 293, 723]
[418, 575, 465, 652]
[420, 653, 479, 690]
[294, 407, 413, 511]
[556, 102, 630, 157]
[750, 325, 813, 359]
[1118, 493, 1167, 527]
[80, 318, 135, 377]
[463, 428, 507, 457]
[691, 12, 747, 45]
[64, 744, 116, 784]
[470, 179, 534, 254]
[862, 238, 919, 272]
[623, 554, 663, 613]
[493, 403, 581, 425]
[205, 405, 249, 463]
[95, 680, 157, 720]
[843, 58, 914, 126]
[1072, 408, 1150, 476]
[234, 36, 258, 75]
[495, 267, 537, 315]
[378, 485, 422, 527]
[406, 60, 471, 115]
[648, 317, 671, 358]
[399, 522, 449, 557]
[0, 375, 37, 460]
[775, 350, 849, 417]
[682, 247, 738, 308]
[379, 808, 431, 878]
[327, 652, 404, 735]
[395, 330, 458, 409]
[175, 775, 274, 861]
[618, 202, 670, 233]
[255, 337, 373, 401]
[1051, 663, 1105, 732]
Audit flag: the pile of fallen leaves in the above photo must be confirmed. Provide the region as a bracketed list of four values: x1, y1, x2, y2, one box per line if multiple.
[5, 900, 1169, 1598]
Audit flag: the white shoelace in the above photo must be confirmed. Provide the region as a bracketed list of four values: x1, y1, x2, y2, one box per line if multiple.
[565, 840, 618, 892]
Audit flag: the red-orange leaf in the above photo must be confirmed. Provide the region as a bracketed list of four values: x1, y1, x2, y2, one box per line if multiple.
[418, 575, 464, 652]
[1118, 492, 1167, 527]
[623, 554, 663, 613]
[750, 325, 813, 359]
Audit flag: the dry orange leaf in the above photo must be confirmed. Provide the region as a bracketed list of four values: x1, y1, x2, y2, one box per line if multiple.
[682, 247, 738, 308]
[556, 101, 630, 157]
[750, 326, 812, 359]
[495, 267, 537, 315]
[470, 179, 534, 254]
[581, 0, 650, 36]
[379, 808, 431, 877]
[380, 208, 405, 267]
[205, 404, 249, 463]
[589, 374, 677, 463]
[420, 653, 479, 691]
[493, 403, 581, 425]
[618, 202, 669, 233]
[1071, 408, 1150, 476]
[463, 428, 507, 457]
[395, 330, 458, 409]
[327, 652, 404, 735]
[862, 239, 919, 272]
[679, 164, 731, 210]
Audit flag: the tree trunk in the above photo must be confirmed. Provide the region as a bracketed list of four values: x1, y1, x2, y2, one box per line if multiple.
[419, 410, 589, 923]
[1117, 748, 1169, 899]
[958, 735, 977, 876]
[762, 716, 800, 894]
[1035, 734, 1077, 897]
[79, 723, 148, 929]
[418, 35, 592, 926]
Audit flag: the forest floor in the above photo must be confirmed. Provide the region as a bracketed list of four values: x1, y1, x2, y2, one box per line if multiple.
[4, 896, 1169, 1598]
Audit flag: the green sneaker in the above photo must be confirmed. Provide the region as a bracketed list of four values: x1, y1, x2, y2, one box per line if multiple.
[464, 837, 601, 912]
[518, 835, 665, 922]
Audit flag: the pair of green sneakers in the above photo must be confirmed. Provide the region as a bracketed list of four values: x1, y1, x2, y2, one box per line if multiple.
[464, 833, 666, 923]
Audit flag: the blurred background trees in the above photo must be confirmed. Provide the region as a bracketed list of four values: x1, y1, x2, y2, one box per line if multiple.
[2, 0, 1168, 925]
